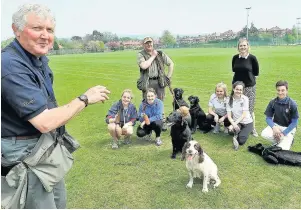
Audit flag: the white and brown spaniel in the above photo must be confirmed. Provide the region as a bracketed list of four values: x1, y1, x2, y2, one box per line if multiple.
[181, 140, 221, 192]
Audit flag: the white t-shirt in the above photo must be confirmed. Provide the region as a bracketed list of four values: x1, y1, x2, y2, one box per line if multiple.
[208, 93, 228, 116]
[226, 95, 253, 124]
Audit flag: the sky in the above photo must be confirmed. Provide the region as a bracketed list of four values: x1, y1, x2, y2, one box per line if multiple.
[1, 0, 301, 40]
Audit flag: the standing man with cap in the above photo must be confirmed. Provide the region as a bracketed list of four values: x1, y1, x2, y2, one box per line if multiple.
[137, 37, 174, 131]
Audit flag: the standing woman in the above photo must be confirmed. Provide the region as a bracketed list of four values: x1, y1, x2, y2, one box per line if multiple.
[232, 38, 259, 137]
[106, 89, 138, 149]
[227, 81, 254, 150]
[137, 88, 164, 146]
[207, 82, 231, 134]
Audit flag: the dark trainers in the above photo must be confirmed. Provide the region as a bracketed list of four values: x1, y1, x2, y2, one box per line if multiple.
[233, 135, 239, 150]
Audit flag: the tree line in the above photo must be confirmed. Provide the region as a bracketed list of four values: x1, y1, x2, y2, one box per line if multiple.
[1, 23, 299, 51]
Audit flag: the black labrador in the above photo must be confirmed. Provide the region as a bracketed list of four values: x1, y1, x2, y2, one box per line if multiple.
[173, 88, 189, 110]
[248, 143, 301, 166]
[188, 95, 212, 134]
[167, 110, 192, 159]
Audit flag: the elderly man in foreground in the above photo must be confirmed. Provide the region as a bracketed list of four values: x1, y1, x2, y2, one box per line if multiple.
[1, 4, 110, 209]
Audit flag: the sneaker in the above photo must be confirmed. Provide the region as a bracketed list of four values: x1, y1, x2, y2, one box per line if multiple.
[144, 133, 152, 141]
[155, 138, 162, 146]
[232, 135, 239, 150]
[213, 124, 220, 134]
[224, 127, 229, 134]
[123, 136, 131, 145]
[112, 142, 119, 149]
[251, 129, 259, 137]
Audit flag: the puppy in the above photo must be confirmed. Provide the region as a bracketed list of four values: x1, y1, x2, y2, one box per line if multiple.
[173, 88, 189, 110]
[188, 95, 212, 134]
[181, 140, 221, 193]
[167, 110, 192, 159]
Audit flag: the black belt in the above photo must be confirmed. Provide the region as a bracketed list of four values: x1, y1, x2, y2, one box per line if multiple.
[149, 77, 159, 80]
[2, 134, 41, 140]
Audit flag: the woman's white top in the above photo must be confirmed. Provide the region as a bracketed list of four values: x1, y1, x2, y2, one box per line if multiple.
[208, 93, 228, 116]
[226, 95, 253, 124]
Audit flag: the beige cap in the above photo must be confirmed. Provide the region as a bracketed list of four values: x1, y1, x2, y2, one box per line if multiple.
[143, 37, 153, 43]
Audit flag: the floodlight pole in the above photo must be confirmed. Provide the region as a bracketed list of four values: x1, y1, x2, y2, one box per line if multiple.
[297, 18, 301, 44]
[245, 7, 251, 40]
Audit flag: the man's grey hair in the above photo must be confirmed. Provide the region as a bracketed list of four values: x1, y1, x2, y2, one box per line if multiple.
[12, 4, 56, 31]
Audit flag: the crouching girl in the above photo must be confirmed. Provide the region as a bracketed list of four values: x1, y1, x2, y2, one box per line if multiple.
[137, 88, 164, 146]
[227, 81, 254, 150]
[106, 89, 138, 149]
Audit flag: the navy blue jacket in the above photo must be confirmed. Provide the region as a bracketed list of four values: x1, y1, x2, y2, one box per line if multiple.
[264, 97, 299, 127]
[105, 100, 138, 125]
[1, 39, 56, 137]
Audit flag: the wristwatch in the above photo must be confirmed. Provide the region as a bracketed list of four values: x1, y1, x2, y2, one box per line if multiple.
[78, 94, 88, 107]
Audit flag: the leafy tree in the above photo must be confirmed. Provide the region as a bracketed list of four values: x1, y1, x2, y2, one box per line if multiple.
[102, 32, 119, 43]
[112, 33, 119, 42]
[284, 34, 295, 44]
[85, 41, 102, 52]
[58, 38, 77, 49]
[53, 39, 60, 50]
[239, 25, 248, 38]
[71, 36, 83, 42]
[120, 37, 132, 41]
[1, 37, 14, 49]
[98, 41, 105, 52]
[119, 42, 124, 51]
[83, 34, 93, 43]
[249, 22, 259, 40]
[160, 30, 176, 47]
[92, 30, 103, 41]
[292, 25, 298, 38]
[258, 33, 273, 42]
[106, 41, 120, 51]
[238, 23, 259, 41]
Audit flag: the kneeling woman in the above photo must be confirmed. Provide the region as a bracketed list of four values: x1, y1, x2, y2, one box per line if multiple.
[207, 82, 230, 134]
[106, 89, 138, 149]
[227, 81, 253, 150]
[137, 88, 164, 146]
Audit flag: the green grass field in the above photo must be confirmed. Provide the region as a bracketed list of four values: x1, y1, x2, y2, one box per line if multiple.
[49, 47, 301, 209]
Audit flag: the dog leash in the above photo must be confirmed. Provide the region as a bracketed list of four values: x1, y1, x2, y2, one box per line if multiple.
[155, 51, 181, 110]
[114, 108, 122, 137]
[166, 82, 181, 110]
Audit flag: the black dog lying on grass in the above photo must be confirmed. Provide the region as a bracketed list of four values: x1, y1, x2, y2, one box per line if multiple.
[167, 110, 192, 159]
[188, 95, 212, 134]
[248, 143, 301, 166]
[173, 88, 189, 110]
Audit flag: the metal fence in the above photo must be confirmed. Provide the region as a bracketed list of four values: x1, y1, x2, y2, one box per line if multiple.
[48, 39, 297, 56]
[48, 48, 85, 55]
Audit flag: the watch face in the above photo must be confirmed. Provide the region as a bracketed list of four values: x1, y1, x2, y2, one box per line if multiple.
[80, 95, 88, 100]
[79, 95, 88, 106]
